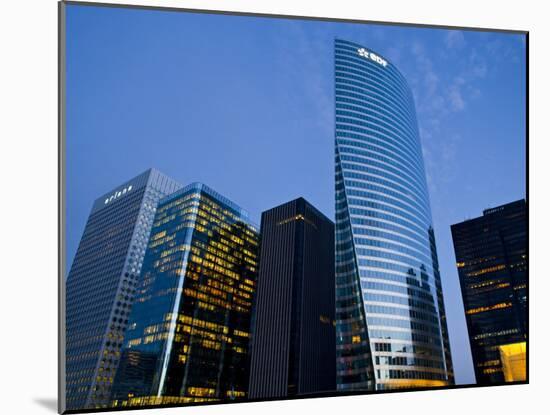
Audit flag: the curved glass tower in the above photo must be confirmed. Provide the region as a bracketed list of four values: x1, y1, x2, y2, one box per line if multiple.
[334, 39, 454, 391]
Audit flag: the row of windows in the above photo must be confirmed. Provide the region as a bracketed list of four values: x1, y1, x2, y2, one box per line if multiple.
[335, 50, 412, 112]
[335, 55, 412, 107]
[339, 151, 427, 201]
[336, 119, 423, 174]
[336, 251, 435, 286]
[335, 78, 416, 141]
[336, 96, 418, 146]
[337, 133, 423, 182]
[337, 277, 436, 310]
[364, 282, 437, 306]
[355, 248, 433, 274]
[334, 53, 413, 112]
[336, 113, 420, 169]
[363, 292, 437, 313]
[362, 299, 439, 320]
[338, 141, 425, 192]
[348, 215, 431, 247]
[346, 205, 430, 240]
[344, 180, 430, 225]
[335, 95, 416, 147]
[335, 41, 410, 93]
[339, 161, 428, 211]
[354, 237, 433, 267]
[334, 62, 413, 119]
[335, 89, 418, 157]
[338, 141, 426, 198]
[344, 224, 432, 259]
[337, 177, 427, 227]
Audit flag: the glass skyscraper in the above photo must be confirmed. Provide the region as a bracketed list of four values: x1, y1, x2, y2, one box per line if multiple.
[65, 169, 182, 410]
[334, 39, 454, 391]
[111, 183, 259, 408]
[451, 200, 527, 385]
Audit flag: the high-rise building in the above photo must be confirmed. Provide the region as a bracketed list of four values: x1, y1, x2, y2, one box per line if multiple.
[111, 183, 260, 408]
[65, 169, 182, 410]
[334, 39, 454, 391]
[451, 200, 527, 385]
[248, 198, 336, 399]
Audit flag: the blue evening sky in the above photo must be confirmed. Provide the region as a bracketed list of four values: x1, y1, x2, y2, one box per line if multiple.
[65, 4, 526, 386]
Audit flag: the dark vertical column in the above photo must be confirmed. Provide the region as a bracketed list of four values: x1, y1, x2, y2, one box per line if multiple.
[249, 198, 335, 398]
[298, 201, 336, 395]
[249, 201, 297, 398]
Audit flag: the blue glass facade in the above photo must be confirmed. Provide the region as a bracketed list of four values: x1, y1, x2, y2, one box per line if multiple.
[334, 39, 454, 391]
[111, 183, 259, 408]
[65, 169, 182, 410]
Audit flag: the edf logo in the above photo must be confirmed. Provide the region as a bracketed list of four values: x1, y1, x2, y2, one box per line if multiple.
[357, 48, 388, 68]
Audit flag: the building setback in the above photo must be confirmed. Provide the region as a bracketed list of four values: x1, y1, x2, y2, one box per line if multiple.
[110, 183, 259, 407]
[451, 199, 527, 385]
[248, 198, 336, 399]
[65, 169, 182, 410]
[334, 38, 454, 391]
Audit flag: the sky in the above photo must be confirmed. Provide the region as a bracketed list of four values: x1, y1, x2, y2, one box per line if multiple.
[65, 4, 526, 386]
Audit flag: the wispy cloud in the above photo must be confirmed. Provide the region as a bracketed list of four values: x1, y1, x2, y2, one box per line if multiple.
[445, 31, 466, 49]
[411, 42, 438, 90]
[448, 77, 466, 111]
[272, 21, 333, 135]
[484, 34, 524, 64]
[405, 38, 481, 195]
[410, 42, 445, 116]
[469, 50, 488, 78]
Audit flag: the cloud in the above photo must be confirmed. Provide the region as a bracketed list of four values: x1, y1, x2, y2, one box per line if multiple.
[386, 46, 402, 66]
[407, 41, 469, 196]
[421, 122, 462, 195]
[445, 31, 466, 49]
[448, 86, 465, 111]
[410, 39, 487, 118]
[467, 85, 482, 99]
[448, 77, 466, 111]
[410, 42, 445, 115]
[469, 50, 488, 78]
[272, 21, 333, 135]
[484, 35, 523, 64]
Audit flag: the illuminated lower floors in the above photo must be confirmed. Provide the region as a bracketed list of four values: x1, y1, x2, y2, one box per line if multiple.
[111, 395, 219, 408]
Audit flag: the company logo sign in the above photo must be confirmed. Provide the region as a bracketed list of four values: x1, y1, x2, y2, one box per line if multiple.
[357, 48, 388, 68]
[104, 185, 133, 204]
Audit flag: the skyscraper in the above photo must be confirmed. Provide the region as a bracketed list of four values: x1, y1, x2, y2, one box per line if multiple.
[451, 200, 527, 385]
[248, 198, 336, 399]
[111, 183, 259, 408]
[65, 169, 182, 410]
[334, 39, 454, 391]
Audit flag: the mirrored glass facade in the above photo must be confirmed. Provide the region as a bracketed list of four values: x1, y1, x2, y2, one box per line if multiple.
[334, 39, 454, 391]
[111, 183, 259, 408]
[65, 169, 182, 410]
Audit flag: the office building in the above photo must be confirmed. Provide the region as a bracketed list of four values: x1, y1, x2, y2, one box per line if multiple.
[334, 38, 454, 391]
[65, 169, 182, 410]
[249, 198, 336, 399]
[111, 183, 260, 407]
[451, 199, 527, 385]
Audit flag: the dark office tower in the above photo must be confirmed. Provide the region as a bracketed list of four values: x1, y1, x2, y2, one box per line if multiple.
[451, 200, 527, 385]
[248, 198, 336, 399]
[111, 183, 259, 408]
[334, 39, 454, 391]
[65, 169, 182, 410]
